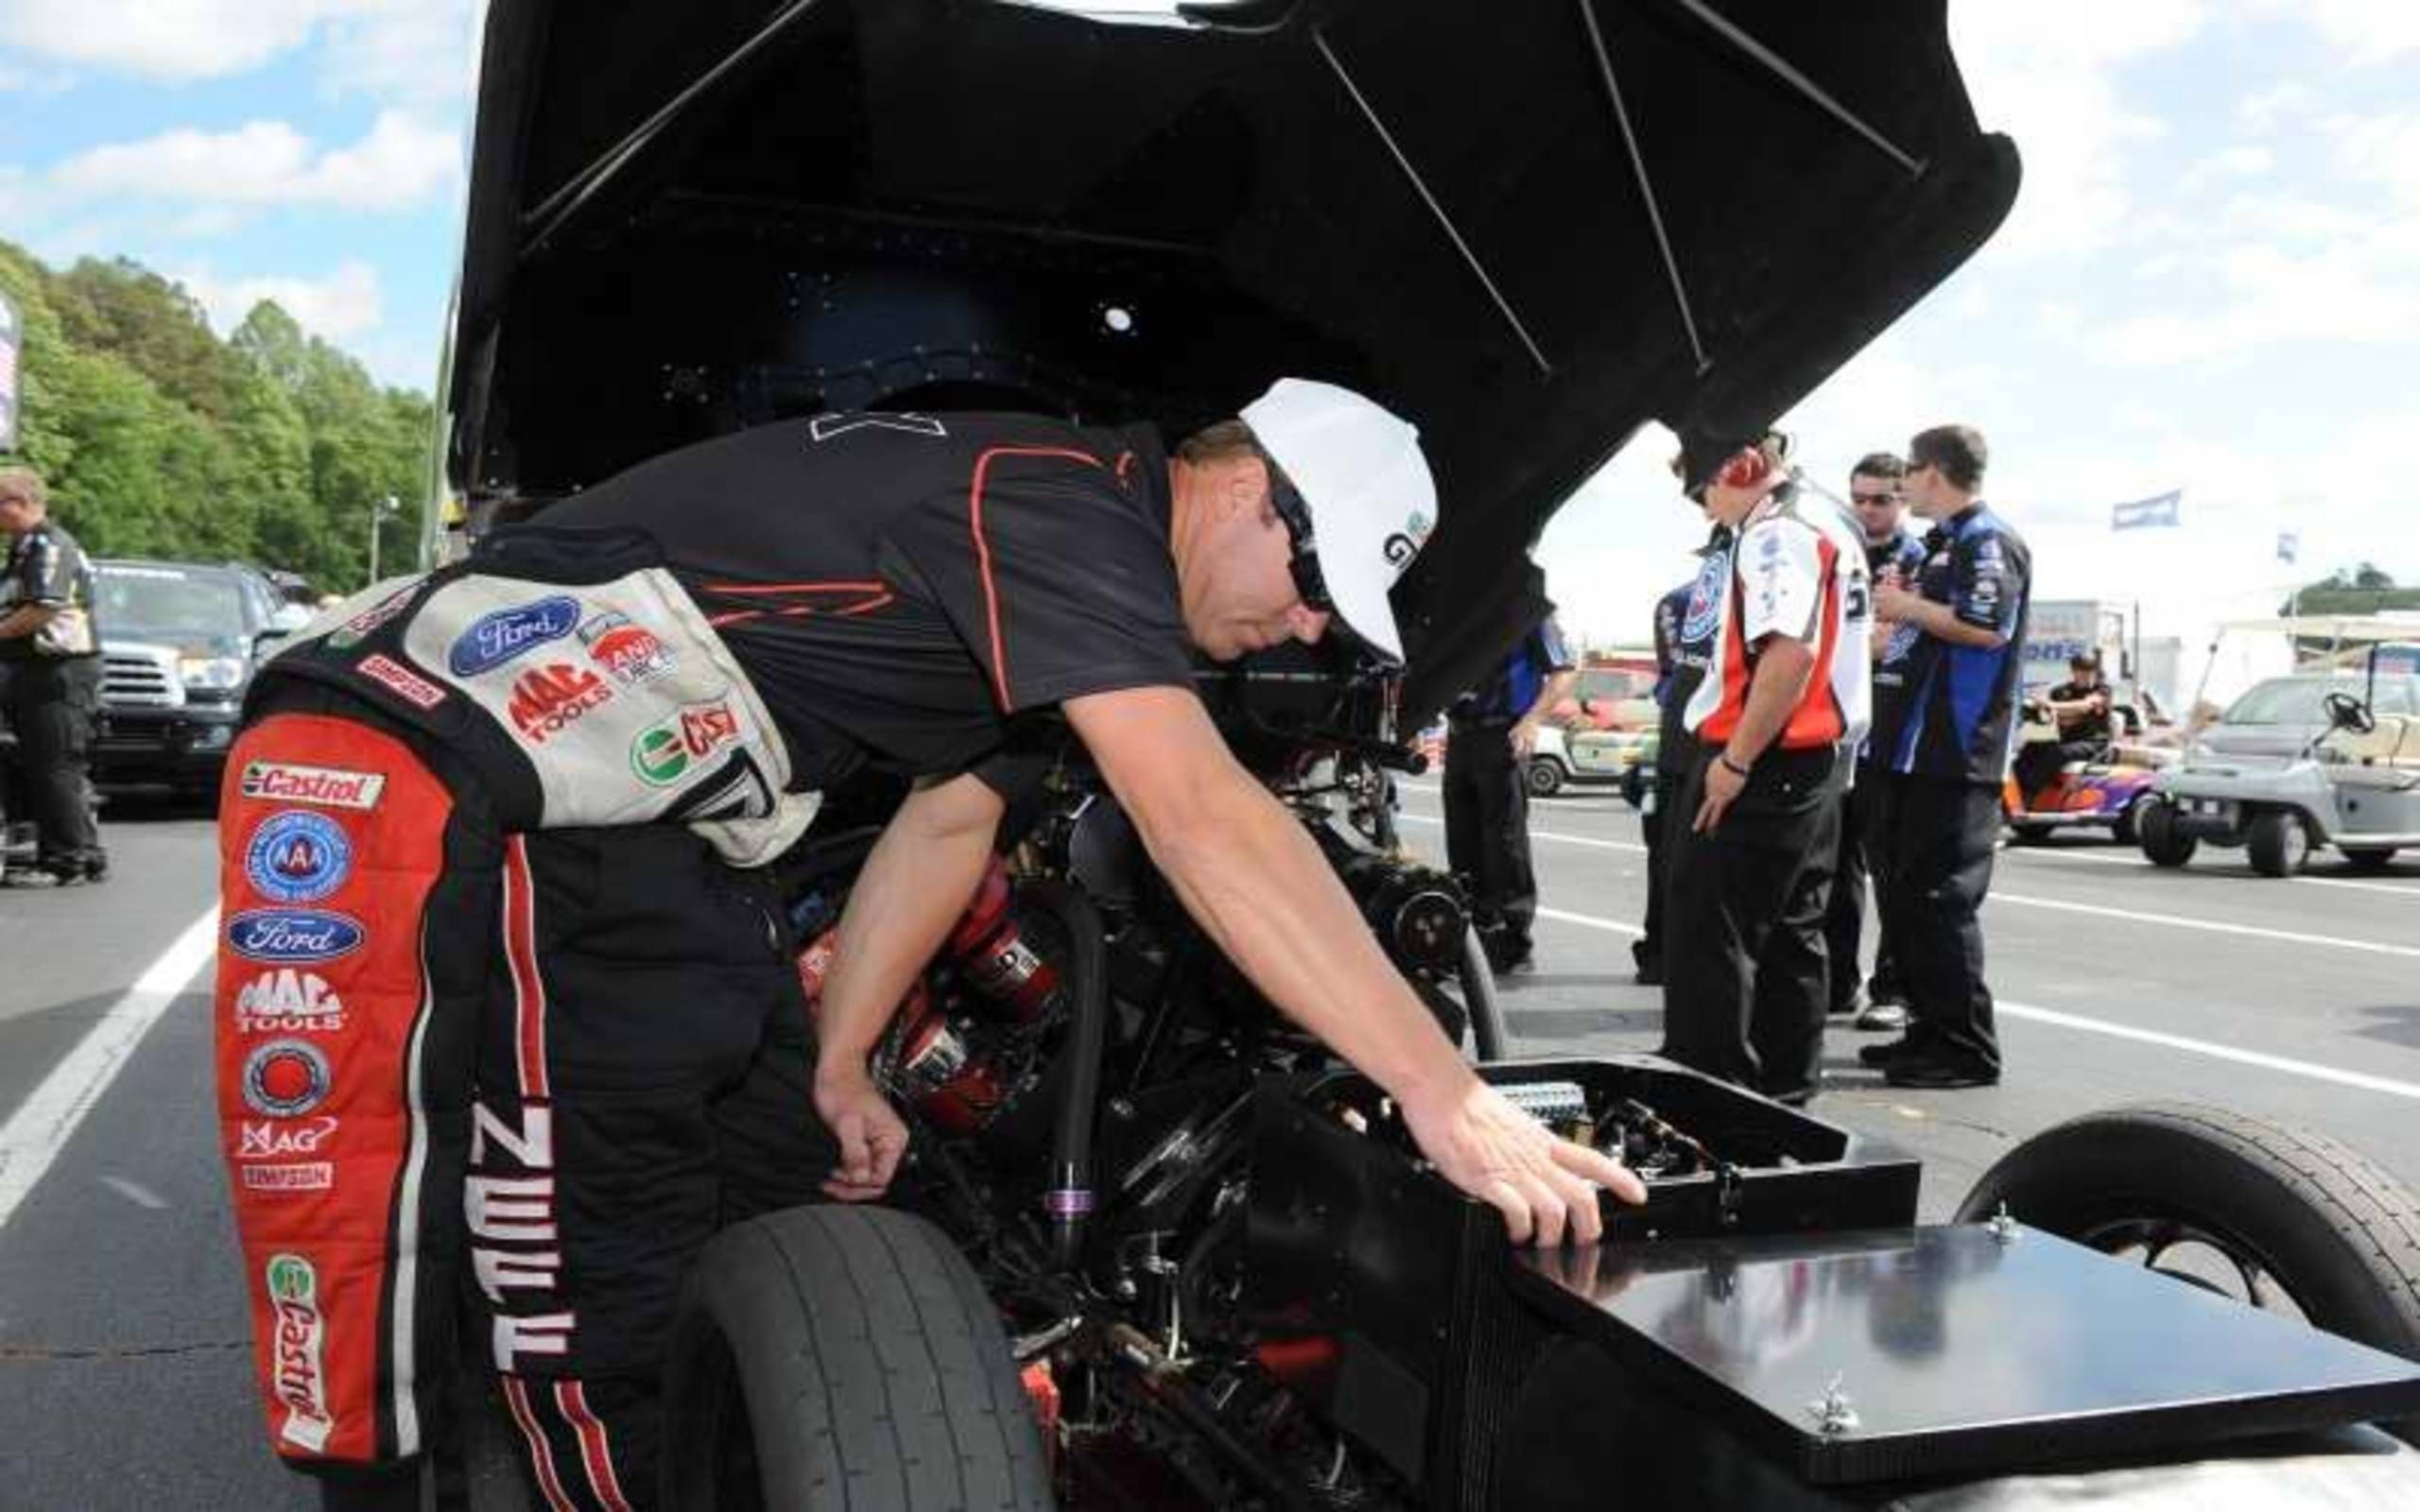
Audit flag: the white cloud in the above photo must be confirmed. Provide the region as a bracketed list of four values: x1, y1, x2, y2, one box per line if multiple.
[2329, 110, 2420, 205]
[2085, 218, 2420, 367]
[0, 0, 337, 80]
[48, 110, 458, 212]
[2255, 0, 2420, 63]
[174, 261, 384, 341]
[1947, 0, 2205, 260]
[2238, 80, 2316, 135]
[2181, 145, 2273, 191]
[0, 1, 474, 98]
[319, 1, 477, 105]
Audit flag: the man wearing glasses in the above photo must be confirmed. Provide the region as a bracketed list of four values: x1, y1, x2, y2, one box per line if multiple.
[1825, 453, 1926, 1032]
[1861, 424, 2031, 1090]
[216, 378, 1645, 1504]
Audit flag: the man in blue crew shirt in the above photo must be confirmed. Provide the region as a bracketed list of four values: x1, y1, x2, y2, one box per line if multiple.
[1860, 425, 2031, 1090]
[1444, 600, 1578, 973]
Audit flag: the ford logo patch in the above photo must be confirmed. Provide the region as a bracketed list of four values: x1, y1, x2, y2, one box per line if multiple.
[447, 595, 581, 677]
[228, 909, 367, 966]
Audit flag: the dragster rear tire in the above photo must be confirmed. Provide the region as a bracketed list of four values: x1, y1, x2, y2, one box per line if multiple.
[1956, 1103, 2420, 1443]
[661, 1204, 1055, 1511]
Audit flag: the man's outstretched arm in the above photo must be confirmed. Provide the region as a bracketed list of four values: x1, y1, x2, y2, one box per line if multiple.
[1066, 684, 1645, 1246]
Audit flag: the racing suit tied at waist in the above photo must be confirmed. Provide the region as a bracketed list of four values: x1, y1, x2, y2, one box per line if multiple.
[262, 534, 817, 866]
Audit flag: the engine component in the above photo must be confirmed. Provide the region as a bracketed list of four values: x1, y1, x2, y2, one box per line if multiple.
[895, 994, 1010, 1135]
[1325, 845, 1467, 976]
[946, 856, 1063, 1022]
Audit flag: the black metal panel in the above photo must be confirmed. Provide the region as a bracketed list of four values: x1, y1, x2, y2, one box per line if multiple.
[1243, 1056, 1923, 1504]
[1511, 1224, 2420, 1486]
[450, 0, 2019, 721]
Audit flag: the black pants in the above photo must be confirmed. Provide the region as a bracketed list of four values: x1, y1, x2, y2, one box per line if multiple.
[1, 656, 105, 876]
[1444, 718, 1537, 964]
[2012, 738, 2108, 799]
[1821, 772, 1902, 1009]
[220, 685, 834, 1510]
[1659, 747, 1840, 1100]
[1634, 759, 1688, 971]
[1875, 774, 2004, 1073]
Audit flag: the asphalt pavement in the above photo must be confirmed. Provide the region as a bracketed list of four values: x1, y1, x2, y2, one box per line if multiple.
[1, 782, 2415, 1506]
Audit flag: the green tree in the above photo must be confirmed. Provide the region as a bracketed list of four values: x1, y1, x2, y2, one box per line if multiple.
[4, 242, 429, 589]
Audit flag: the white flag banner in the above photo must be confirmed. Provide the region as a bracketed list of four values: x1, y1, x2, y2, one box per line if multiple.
[2276, 531, 2299, 565]
[2111, 490, 2183, 531]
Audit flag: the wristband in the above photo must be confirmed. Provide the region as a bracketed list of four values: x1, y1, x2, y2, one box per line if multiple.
[1719, 753, 1753, 779]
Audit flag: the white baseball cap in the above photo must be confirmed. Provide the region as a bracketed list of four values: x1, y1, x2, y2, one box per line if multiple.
[1238, 377, 1438, 664]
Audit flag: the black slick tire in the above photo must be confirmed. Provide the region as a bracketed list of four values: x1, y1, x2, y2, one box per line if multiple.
[660, 1205, 1054, 1511]
[1956, 1103, 2420, 1443]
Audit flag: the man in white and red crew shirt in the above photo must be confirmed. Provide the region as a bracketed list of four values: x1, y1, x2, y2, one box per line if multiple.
[1859, 423, 2031, 1091]
[214, 379, 1646, 1509]
[1658, 438, 1872, 1104]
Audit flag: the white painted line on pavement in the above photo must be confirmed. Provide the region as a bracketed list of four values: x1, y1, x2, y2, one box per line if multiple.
[2002, 843, 2420, 899]
[1409, 813, 2418, 957]
[1980, 890, 2420, 959]
[1530, 903, 2420, 1103]
[1398, 813, 1648, 854]
[0, 907, 219, 1230]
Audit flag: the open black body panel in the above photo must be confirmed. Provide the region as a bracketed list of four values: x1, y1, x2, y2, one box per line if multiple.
[448, 0, 2018, 720]
[1244, 1058, 2420, 1509]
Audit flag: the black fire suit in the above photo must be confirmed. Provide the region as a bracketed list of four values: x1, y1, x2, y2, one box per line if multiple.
[218, 413, 1201, 1508]
[1822, 526, 1924, 1011]
[1, 516, 107, 881]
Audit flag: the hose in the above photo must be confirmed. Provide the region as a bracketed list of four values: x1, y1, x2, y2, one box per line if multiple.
[1021, 880, 1110, 1267]
[1459, 925, 1509, 1062]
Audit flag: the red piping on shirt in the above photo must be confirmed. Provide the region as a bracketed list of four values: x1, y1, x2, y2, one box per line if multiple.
[966, 445, 1106, 710]
[698, 579, 888, 596]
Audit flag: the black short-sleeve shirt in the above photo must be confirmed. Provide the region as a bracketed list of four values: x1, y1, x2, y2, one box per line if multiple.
[1, 519, 99, 662]
[1869, 504, 2031, 783]
[539, 412, 1194, 791]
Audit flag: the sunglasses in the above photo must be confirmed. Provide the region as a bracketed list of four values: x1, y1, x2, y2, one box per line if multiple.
[1262, 454, 1336, 615]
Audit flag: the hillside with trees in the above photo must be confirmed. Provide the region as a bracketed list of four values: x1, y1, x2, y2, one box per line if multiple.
[0, 241, 431, 594]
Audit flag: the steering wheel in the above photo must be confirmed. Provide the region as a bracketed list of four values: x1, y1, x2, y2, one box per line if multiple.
[2322, 691, 2375, 734]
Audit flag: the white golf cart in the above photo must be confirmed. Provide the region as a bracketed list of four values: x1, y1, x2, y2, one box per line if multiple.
[2140, 617, 2420, 876]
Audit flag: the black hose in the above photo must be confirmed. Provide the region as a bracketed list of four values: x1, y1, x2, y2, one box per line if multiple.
[1106, 1325, 1322, 1512]
[1459, 925, 1509, 1062]
[1022, 880, 1110, 1268]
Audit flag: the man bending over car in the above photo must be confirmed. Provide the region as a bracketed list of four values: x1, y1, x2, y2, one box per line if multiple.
[215, 378, 1646, 1509]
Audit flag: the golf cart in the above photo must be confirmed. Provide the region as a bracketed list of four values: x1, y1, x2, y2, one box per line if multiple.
[2140, 619, 2420, 875]
[2001, 701, 2171, 845]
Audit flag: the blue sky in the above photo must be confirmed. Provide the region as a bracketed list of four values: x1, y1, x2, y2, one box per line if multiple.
[3, 1, 2416, 667]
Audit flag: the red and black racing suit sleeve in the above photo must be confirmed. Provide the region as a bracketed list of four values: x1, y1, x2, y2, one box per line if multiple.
[882, 447, 1194, 718]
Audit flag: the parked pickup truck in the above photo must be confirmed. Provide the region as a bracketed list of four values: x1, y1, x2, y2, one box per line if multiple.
[91, 558, 308, 799]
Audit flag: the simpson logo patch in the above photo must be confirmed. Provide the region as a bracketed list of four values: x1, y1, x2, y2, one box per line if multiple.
[240, 762, 385, 811]
[243, 1163, 334, 1194]
[355, 653, 446, 710]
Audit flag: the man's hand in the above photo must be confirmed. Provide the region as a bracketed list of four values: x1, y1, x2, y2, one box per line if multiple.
[1510, 716, 1545, 759]
[812, 1063, 909, 1202]
[1694, 754, 1748, 833]
[1874, 579, 1923, 622]
[1398, 1073, 1649, 1245]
